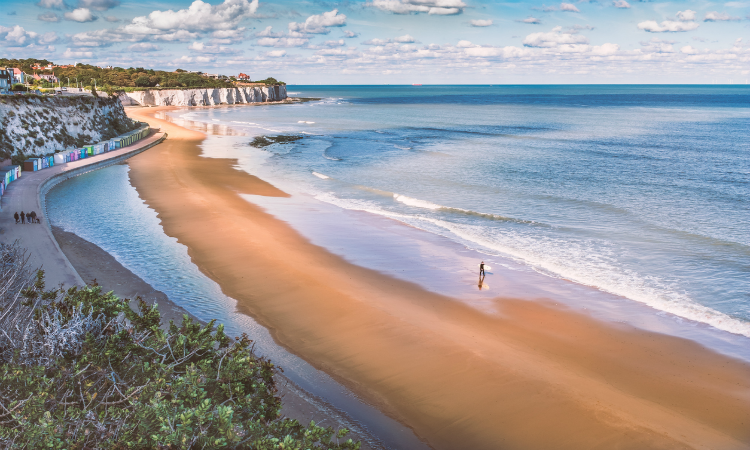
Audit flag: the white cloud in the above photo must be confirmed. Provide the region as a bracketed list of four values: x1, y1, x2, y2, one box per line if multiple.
[523, 26, 589, 47]
[519, 16, 541, 24]
[1, 25, 35, 46]
[394, 34, 416, 43]
[638, 20, 699, 32]
[321, 39, 346, 47]
[638, 11, 699, 32]
[371, 0, 467, 15]
[188, 41, 237, 54]
[676, 10, 696, 21]
[36, 0, 66, 9]
[613, 0, 630, 8]
[38, 12, 61, 22]
[681, 45, 698, 54]
[591, 43, 619, 55]
[65, 8, 97, 22]
[542, 3, 580, 12]
[173, 55, 216, 64]
[288, 9, 346, 34]
[343, 30, 359, 38]
[70, 0, 257, 46]
[256, 26, 282, 38]
[77, 0, 119, 11]
[363, 38, 389, 45]
[127, 42, 161, 51]
[363, 34, 416, 45]
[210, 28, 245, 44]
[62, 48, 95, 58]
[132, 0, 258, 33]
[267, 50, 286, 57]
[640, 37, 675, 52]
[470, 19, 493, 27]
[560, 3, 580, 12]
[704, 11, 740, 21]
[257, 37, 308, 47]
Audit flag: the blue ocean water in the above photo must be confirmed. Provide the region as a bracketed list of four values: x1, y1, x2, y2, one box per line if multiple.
[173, 85, 750, 337]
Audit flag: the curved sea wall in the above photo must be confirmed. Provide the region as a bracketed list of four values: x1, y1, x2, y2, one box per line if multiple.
[120, 85, 287, 107]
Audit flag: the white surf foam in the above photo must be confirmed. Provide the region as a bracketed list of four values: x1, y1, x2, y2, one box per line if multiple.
[312, 172, 329, 179]
[315, 192, 750, 338]
[298, 121, 316, 124]
[393, 194, 442, 210]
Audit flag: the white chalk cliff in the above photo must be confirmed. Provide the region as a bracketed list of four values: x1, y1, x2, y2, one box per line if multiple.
[119, 85, 287, 107]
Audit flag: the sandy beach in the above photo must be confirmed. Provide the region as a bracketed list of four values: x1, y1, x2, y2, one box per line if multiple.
[124, 105, 750, 450]
[50, 225, 389, 449]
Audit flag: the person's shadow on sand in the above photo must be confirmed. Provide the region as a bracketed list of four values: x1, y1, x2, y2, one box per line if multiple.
[477, 274, 488, 290]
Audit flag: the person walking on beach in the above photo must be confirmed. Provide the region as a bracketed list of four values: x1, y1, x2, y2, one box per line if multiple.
[479, 261, 485, 277]
[25, 212, 30, 224]
[13, 212, 19, 224]
[20, 211, 25, 224]
[30, 211, 37, 224]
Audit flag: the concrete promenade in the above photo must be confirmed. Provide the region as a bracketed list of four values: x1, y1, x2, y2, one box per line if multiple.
[0, 130, 167, 289]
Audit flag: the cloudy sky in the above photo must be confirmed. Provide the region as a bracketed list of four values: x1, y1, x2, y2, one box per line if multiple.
[0, 0, 748, 83]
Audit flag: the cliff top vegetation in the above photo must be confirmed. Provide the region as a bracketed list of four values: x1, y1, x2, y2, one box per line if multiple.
[0, 59, 285, 92]
[0, 242, 357, 449]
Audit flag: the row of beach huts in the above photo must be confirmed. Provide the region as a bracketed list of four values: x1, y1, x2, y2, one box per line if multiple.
[0, 125, 150, 197]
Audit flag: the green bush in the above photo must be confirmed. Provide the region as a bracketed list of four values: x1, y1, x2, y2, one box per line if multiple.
[0, 269, 359, 449]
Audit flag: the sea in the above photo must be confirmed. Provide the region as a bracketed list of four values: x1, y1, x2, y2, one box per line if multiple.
[173, 85, 750, 339]
[45, 86, 750, 444]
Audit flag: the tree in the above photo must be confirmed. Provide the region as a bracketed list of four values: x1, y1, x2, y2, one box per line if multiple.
[135, 75, 151, 87]
[11, 84, 27, 92]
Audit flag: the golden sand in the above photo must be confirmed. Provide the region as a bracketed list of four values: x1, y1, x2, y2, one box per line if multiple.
[126, 106, 750, 450]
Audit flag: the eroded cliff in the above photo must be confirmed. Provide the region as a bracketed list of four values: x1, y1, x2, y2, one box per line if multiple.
[0, 95, 139, 160]
[119, 85, 287, 107]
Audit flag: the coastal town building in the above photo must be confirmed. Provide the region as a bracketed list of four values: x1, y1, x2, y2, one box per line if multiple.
[10, 69, 25, 85]
[237, 73, 251, 81]
[0, 69, 11, 92]
[30, 63, 73, 71]
[34, 73, 59, 83]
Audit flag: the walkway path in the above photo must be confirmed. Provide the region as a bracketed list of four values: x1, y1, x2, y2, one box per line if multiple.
[0, 129, 167, 289]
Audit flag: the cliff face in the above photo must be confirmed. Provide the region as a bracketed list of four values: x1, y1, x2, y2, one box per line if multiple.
[0, 95, 139, 160]
[119, 85, 287, 107]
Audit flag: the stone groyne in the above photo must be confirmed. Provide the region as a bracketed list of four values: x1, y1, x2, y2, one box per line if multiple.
[119, 85, 287, 107]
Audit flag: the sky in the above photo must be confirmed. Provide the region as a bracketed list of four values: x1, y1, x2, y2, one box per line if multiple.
[0, 0, 748, 83]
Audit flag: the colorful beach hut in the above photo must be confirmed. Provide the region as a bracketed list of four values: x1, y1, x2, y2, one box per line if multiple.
[23, 159, 39, 172]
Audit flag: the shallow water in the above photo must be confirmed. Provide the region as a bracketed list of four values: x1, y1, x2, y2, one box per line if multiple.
[169, 85, 750, 344]
[45, 164, 430, 450]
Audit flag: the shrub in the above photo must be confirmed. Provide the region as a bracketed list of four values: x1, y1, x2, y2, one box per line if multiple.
[0, 244, 359, 450]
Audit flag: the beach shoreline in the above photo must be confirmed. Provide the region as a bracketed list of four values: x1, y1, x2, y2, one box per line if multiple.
[123, 105, 750, 450]
[50, 224, 392, 450]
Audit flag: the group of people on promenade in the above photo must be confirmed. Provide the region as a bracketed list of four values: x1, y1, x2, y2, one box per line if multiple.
[14, 211, 39, 224]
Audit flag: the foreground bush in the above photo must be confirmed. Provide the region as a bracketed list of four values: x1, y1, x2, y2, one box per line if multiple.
[0, 244, 358, 449]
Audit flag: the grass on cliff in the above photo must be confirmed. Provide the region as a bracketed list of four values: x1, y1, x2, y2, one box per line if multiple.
[0, 243, 358, 450]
